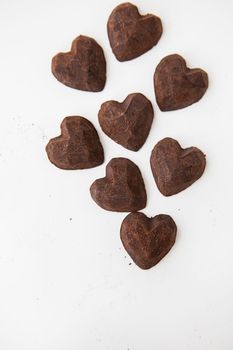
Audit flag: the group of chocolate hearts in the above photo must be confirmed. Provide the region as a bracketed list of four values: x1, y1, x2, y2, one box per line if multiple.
[46, 3, 208, 270]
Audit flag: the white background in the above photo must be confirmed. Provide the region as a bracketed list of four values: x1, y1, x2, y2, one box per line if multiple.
[0, 0, 233, 349]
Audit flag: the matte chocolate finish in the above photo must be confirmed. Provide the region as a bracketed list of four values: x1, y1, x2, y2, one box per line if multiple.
[107, 2, 162, 61]
[52, 35, 106, 92]
[150, 137, 206, 196]
[98, 93, 154, 151]
[154, 54, 208, 111]
[46, 116, 104, 170]
[90, 158, 146, 212]
[120, 212, 177, 269]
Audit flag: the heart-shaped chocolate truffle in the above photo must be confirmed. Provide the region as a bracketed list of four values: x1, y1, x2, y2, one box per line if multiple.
[120, 212, 177, 269]
[150, 137, 206, 196]
[52, 35, 106, 92]
[90, 158, 146, 212]
[46, 116, 104, 170]
[107, 3, 162, 61]
[98, 93, 154, 151]
[154, 54, 208, 111]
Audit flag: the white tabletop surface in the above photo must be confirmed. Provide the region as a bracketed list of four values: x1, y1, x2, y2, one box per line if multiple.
[0, 0, 233, 349]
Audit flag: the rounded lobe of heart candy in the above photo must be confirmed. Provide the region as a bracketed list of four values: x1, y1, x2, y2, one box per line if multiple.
[107, 2, 162, 61]
[51, 35, 106, 92]
[154, 54, 208, 111]
[46, 116, 104, 170]
[120, 212, 177, 269]
[90, 157, 147, 212]
[98, 93, 154, 151]
[150, 137, 206, 196]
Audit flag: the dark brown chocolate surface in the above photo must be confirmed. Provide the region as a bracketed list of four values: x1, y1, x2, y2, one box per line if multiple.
[52, 35, 106, 92]
[150, 137, 206, 196]
[107, 2, 162, 61]
[98, 93, 154, 151]
[46, 116, 104, 170]
[90, 158, 146, 212]
[154, 54, 208, 111]
[120, 212, 177, 269]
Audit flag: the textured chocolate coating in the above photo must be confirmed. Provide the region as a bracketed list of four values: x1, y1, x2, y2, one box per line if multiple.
[107, 2, 162, 61]
[120, 212, 177, 269]
[154, 54, 208, 111]
[90, 158, 146, 212]
[46, 116, 104, 170]
[52, 35, 106, 92]
[98, 93, 154, 151]
[150, 137, 206, 196]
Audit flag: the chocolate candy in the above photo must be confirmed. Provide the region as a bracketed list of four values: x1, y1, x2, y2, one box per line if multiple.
[120, 212, 177, 269]
[154, 54, 208, 111]
[90, 158, 146, 212]
[150, 137, 206, 196]
[107, 2, 162, 61]
[52, 35, 106, 92]
[46, 116, 104, 170]
[98, 93, 154, 151]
